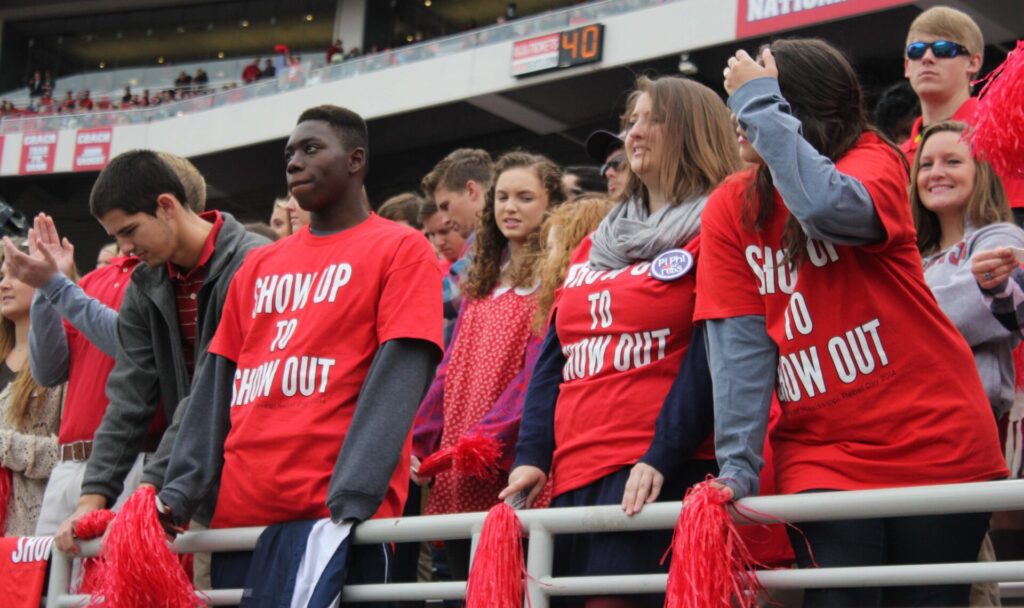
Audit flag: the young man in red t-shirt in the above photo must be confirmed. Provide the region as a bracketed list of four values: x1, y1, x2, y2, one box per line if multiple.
[157, 105, 443, 593]
[901, 6, 1024, 215]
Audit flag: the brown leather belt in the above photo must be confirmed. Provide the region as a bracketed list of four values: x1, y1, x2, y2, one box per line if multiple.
[59, 441, 92, 462]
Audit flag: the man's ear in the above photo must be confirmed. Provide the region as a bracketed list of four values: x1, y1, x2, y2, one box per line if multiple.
[347, 147, 366, 174]
[966, 52, 983, 80]
[155, 193, 181, 220]
[465, 180, 480, 203]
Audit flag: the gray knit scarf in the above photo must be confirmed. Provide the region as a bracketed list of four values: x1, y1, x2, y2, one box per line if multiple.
[588, 194, 708, 270]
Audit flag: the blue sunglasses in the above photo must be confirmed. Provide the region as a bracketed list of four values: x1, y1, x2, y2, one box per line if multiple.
[906, 40, 970, 60]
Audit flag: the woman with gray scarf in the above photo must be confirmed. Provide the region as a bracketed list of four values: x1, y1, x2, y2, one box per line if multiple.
[500, 75, 740, 608]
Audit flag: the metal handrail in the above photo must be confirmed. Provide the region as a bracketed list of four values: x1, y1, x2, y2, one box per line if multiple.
[45, 479, 1024, 607]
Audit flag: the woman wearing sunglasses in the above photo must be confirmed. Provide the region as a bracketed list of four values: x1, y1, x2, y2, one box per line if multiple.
[701, 38, 1007, 607]
[901, 7, 1024, 212]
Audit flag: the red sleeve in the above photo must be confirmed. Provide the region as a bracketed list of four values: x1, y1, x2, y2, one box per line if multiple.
[841, 133, 914, 253]
[207, 259, 250, 363]
[377, 233, 444, 353]
[694, 176, 765, 321]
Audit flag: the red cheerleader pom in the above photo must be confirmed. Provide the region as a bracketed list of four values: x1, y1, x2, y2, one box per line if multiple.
[971, 40, 1024, 179]
[465, 503, 525, 608]
[75, 509, 117, 540]
[663, 480, 763, 608]
[88, 486, 201, 608]
[417, 435, 502, 480]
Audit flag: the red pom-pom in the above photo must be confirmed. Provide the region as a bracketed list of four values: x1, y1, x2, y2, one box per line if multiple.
[663, 480, 763, 608]
[0, 467, 11, 534]
[75, 510, 117, 540]
[417, 435, 502, 480]
[466, 503, 524, 608]
[274, 44, 290, 55]
[971, 40, 1024, 179]
[88, 486, 201, 607]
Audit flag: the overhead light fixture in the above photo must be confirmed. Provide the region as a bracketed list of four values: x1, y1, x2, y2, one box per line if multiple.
[157, 56, 165, 64]
[425, 0, 432, 6]
[217, 51, 225, 59]
[241, 19, 250, 28]
[305, 14, 314, 22]
[176, 25, 185, 34]
[406, 34, 414, 42]
[99, 62, 106, 69]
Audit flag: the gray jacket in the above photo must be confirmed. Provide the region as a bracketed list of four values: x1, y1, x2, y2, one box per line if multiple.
[81, 212, 268, 520]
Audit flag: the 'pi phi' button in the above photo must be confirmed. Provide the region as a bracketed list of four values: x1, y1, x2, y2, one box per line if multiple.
[650, 249, 694, 282]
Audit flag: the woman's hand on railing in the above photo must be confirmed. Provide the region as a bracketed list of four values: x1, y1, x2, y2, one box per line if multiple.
[621, 462, 665, 516]
[499, 465, 547, 509]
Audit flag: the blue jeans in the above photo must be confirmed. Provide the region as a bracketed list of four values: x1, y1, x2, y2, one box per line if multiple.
[789, 507, 990, 607]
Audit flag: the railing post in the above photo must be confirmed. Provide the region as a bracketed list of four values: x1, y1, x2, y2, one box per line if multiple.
[46, 546, 72, 608]
[526, 524, 552, 608]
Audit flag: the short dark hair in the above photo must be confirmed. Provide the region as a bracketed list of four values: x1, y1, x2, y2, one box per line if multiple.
[564, 166, 606, 196]
[377, 192, 424, 229]
[89, 150, 189, 218]
[418, 199, 440, 223]
[297, 105, 369, 157]
[421, 148, 494, 196]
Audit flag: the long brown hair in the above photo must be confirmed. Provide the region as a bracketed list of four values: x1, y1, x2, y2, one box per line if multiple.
[1, 240, 59, 431]
[620, 76, 741, 205]
[911, 121, 1010, 256]
[464, 151, 568, 299]
[534, 194, 615, 331]
[742, 38, 904, 266]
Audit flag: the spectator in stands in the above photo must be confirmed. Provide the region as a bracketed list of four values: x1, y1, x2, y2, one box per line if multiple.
[174, 71, 192, 92]
[327, 39, 345, 64]
[53, 151, 266, 570]
[42, 71, 54, 97]
[121, 86, 133, 106]
[415, 151, 566, 579]
[268, 197, 292, 239]
[242, 58, 261, 84]
[562, 166, 606, 198]
[378, 192, 424, 229]
[194, 69, 209, 90]
[345, 47, 361, 61]
[157, 105, 442, 597]
[282, 194, 310, 232]
[27, 71, 44, 98]
[59, 91, 75, 112]
[140, 89, 151, 107]
[501, 76, 738, 608]
[585, 129, 627, 199]
[76, 90, 93, 111]
[902, 7, 1024, 217]
[36, 92, 55, 114]
[96, 243, 118, 269]
[533, 193, 614, 332]
[421, 148, 494, 241]
[261, 59, 276, 79]
[0, 237, 61, 536]
[701, 39, 1005, 607]
[873, 81, 919, 143]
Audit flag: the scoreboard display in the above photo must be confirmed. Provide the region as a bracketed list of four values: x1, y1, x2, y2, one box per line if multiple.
[511, 24, 605, 78]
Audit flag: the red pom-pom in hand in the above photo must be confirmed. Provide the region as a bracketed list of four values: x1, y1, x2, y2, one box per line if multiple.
[87, 486, 201, 607]
[466, 503, 525, 608]
[75, 510, 117, 540]
[663, 480, 763, 608]
[417, 435, 502, 480]
[971, 40, 1024, 179]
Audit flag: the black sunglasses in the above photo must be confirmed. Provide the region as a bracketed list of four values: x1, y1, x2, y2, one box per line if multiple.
[906, 40, 970, 60]
[600, 153, 625, 178]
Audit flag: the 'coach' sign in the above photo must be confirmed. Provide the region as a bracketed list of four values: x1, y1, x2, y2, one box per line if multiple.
[19, 132, 58, 175]
[73, 127, 113, 172]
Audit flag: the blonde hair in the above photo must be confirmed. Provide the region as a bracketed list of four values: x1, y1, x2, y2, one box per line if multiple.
[620, 76, 741, 206]
[156, 152, 207, 212]
[911, 121, 1010, 256]
[534, 194, 615, 331]
[907, 7, 984, 62]
[0, 239, 59, 431]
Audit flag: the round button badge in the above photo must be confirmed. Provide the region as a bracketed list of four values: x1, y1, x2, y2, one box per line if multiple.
[650, 248, 694, 282]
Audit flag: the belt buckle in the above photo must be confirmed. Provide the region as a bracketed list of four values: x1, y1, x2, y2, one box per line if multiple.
[70, 441, 88, 461]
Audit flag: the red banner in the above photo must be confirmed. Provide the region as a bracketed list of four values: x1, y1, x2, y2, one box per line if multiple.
[73, 127, 113, 172]
[19, 131, 57, 175]
[737, 0, 913, 38]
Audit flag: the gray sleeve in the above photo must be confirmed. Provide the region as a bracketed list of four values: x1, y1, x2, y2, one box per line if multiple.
[36, 273, 119, 357]
[933, 224, 1024, 347]
[158, 355, 234, 527]
[706, 316, 777, 500]
[327, 338, 441, 523]
[29, 290, 70, 387]
[140, 394, 192, 488]
[81, 288, 162, 505]
[729, 77, 885, 245]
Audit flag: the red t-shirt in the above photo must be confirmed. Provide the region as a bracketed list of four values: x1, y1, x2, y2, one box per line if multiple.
[695, 132, 1007, 494]
[0, 537, 50, 608]
[208, 215, 443, 528]
[901, 97, 1024, 208]
[59, 256, 140, 444]
[550, 236, 714, 498]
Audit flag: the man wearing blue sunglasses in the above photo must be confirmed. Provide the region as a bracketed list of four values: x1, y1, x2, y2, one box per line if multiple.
[901, 6, 1024, 216]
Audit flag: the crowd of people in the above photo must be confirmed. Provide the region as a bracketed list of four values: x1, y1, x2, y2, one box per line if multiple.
[0, 5, 1022, 608]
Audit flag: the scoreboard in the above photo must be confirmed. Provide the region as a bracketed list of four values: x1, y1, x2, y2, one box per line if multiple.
[511, 24, 605, 78]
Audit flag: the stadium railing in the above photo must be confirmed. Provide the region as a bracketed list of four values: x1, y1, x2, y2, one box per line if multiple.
[1, 0, 678, 135]
[45, 479, 1024, 607]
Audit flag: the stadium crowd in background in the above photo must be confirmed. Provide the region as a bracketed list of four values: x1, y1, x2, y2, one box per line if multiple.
[2, 4, 1023, 608]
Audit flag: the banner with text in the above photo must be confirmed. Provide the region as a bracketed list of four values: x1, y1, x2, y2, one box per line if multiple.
[19, 132, 57, 175]
[737, 0, 913, 38]
[73, 127, 113, 172]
